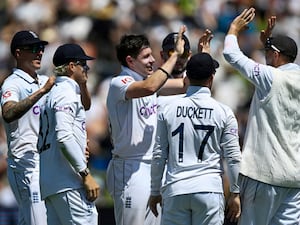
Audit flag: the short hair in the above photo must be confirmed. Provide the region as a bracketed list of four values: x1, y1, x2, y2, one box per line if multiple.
[116, 34, 150, 67]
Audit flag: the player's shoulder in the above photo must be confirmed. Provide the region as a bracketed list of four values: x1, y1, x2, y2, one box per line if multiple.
[213, 99, 236, 119]
[111, 74, 135, 87]
[1, 73, 22, 89]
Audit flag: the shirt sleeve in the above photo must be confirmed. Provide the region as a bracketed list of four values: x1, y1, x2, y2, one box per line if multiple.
[223, 34, 273, 100]
[55, 101, 86, 172]
[110, 75, 135, 101]
[220, 107, 242, 193]
[151, 112, 168, 196]
[1, 80, 20, 105]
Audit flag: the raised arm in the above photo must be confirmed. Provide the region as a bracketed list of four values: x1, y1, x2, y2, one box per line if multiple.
[260, 16, 276, 45]
[227, 7, 256, 37]
[198, 29, 214, 53]
[126, 26, 186, 99]
[2, 75, 55, 123]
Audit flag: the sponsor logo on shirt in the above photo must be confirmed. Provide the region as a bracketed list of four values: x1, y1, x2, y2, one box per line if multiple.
[54, 105, 73, 113]
[254, 63, 260, 76]
[26, 88, 33, 94]
[33, 105, 41, 115]
[139, 104, 157, 117]
[2, 90, 11, 99]
[121, 77, 134, 84]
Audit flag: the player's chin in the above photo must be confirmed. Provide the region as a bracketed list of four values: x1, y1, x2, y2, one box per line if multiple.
[147, 68, 154, 75]
[33, 61, 42, 69]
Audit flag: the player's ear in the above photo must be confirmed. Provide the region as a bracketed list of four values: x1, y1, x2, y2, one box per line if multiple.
[126, 55, 134, 67]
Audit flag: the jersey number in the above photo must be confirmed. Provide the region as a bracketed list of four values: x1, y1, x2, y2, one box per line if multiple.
[38, 110, 51, 153]
[171, 123, 214, 162]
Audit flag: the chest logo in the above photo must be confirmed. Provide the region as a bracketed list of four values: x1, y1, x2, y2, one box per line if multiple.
[2, 91, 11, 98]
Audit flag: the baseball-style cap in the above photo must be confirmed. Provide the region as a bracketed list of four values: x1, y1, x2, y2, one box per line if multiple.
[265, 35, 298, 61]
[53, 43, 95, 67]
[10, 30, 48, 54]
[186, 52, 219, 79]
[162, 32, 191, 51]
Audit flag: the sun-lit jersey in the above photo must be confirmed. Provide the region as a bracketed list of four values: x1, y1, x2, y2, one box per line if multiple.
[223, 34, 300, 187]
[37, 76, 87, 199]
[151, 86, 241, 199]
[1, 69, 49, 170]
[106, 66, 158, 160]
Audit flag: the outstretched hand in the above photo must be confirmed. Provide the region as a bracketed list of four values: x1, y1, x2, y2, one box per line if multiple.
[260, 16, 276, 45]
[198, 29, 214, 53]
[228, 7, 256, 36]
[174, 25, 187, 57]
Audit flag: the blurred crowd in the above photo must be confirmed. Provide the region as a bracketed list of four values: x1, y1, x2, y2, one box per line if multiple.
[0, 0, 299, 223]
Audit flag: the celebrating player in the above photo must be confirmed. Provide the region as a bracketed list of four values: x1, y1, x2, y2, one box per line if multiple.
[106, 25, 187, 225]
[223, 8, 300, 224]
[37, 43, 100, 225]
[149, 43, 241, 225]
[1, 30, 55, 225]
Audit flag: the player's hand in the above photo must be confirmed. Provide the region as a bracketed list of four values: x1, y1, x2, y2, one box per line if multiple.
[228, 7, 255, 35]
[225, 193, 241, 222]
[260, 16, 276, 45]
[148, 195, 162, 217]
[83, 174, 100, 202]
[198, 29, 214, 53]
[174, 25, 187, 57]
[42, 75, 56, 93]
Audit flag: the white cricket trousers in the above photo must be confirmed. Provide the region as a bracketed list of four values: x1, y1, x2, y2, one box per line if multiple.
[7, 164, 47, 225]
[45, 188, 98, 225]
[162, 192, 225, 225]
[238, 175, 300, 225]
[106, 157, 161, 225]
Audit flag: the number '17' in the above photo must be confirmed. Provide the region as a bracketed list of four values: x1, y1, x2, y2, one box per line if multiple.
[171, 123, 214, 162]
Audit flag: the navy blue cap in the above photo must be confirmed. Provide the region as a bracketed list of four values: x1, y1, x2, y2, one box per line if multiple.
[265, 35, 298, 61]
[186, 53, 219, 79]
[53, 43, 95, 67]
[10, 30, 48, 54]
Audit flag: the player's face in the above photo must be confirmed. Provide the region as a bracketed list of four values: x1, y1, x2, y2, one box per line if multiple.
[162, 49, 191, 77]
[73, 60, 90, 84]
[265, 49, 278, 66]
[17, 44, 45, 71]
[130, 47, 155, 78]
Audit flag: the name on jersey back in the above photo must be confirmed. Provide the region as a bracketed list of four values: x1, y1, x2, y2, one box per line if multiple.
[176, 106, 213, 119]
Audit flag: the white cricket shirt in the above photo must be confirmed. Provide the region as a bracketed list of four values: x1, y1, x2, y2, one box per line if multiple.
[1, 69, 49, 170]
[106, 66, 158, 160]
[151, 86, 241, 198]
[223, 34, 300, 188]
[38, 76, 87, 199]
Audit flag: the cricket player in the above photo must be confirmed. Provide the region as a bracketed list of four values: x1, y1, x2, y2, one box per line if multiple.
[37, 43, 100, 225]
[149, 52, 242, 224]
[1, 30, 55, 225]
[106, 26, 186, 225]
[223, 8, 300, 224]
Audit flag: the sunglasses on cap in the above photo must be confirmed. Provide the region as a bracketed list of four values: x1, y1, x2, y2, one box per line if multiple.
[264, 38, 281, 53]
[167, 49, 190, 59]
[19, 45, 45, 53]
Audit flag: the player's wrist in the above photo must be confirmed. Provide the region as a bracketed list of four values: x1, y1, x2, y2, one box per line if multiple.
[79, 167, 90, 178]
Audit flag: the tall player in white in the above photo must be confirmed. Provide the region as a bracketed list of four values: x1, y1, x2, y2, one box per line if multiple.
[38, 43, 99, 225]
[149, 34, 242, 224]
[106, 26, 187, 225]
[1, 30, 55, 225]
